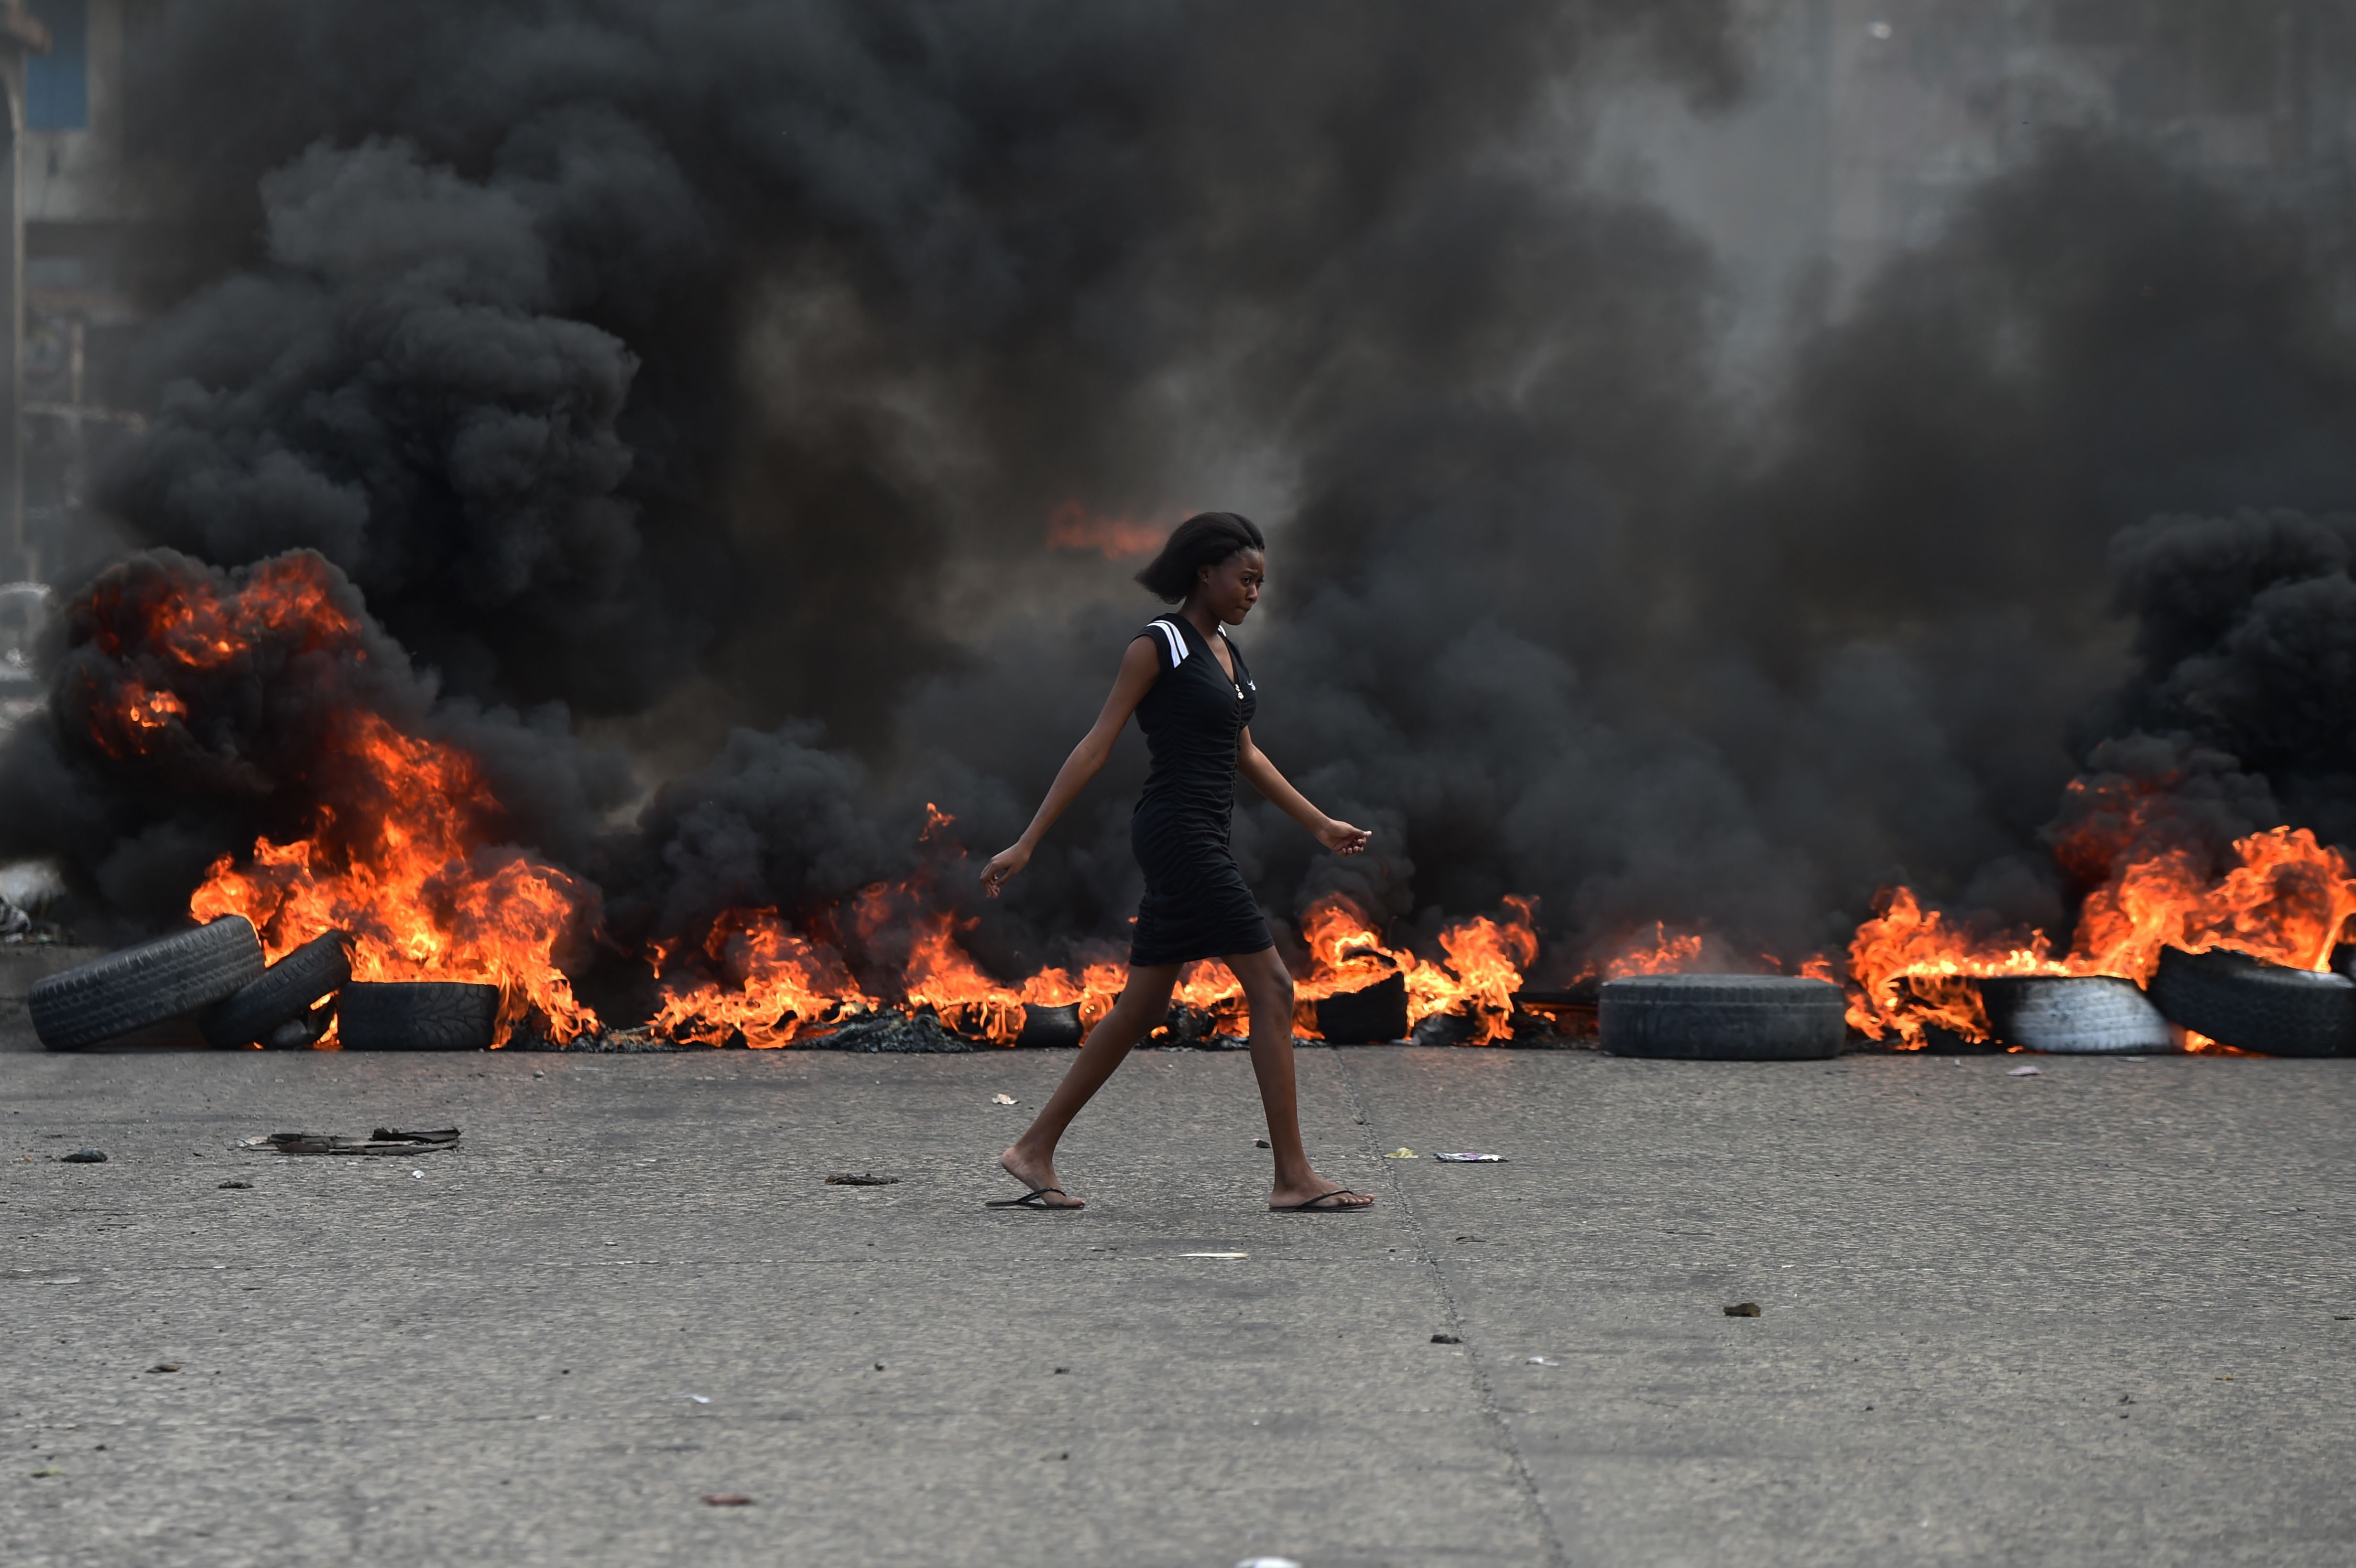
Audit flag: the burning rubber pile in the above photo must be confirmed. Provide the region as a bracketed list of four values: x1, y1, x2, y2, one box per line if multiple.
[22, 552, 1553, 1052]
[20, 548, 2356, 1059]
[7, 16, 2356, 1065]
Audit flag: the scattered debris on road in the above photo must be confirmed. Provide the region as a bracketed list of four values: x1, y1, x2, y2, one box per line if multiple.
[148, 1363, 180, 1373]
[1434, 1152, 1505, 1162]
[1253, 1137, 1270, 1147]
[1525, 1356, 1558, 1366]
[1235, 1557, 1303, 1568]
[239, 1128, 459, 1156]
[1181, 1252, 1248, 1259]
[217, 1180, 251, 1190]
[60, 1148, 106, 1163]
[1725, 1302, 1762, 1317]
[1384, 1147, 1417, 1159]
[1431, 1333, 1462, 1344]
[2007, 1065, 2042, 1077]
[701, 1493, 753, 1506]
[992, 1093, 1017, 1105]
[825, 1172, 900, 1186]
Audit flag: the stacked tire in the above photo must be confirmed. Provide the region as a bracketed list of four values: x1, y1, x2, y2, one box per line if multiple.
[2146, 947, 2356, 1057]
[31, 921, 502, 1052]
[31, 917, 267, 1051]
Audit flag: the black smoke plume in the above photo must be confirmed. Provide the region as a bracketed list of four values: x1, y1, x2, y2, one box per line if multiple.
[4, 2, 2355, 1005]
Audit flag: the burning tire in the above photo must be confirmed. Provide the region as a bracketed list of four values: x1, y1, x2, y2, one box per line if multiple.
[1316, 973, 1408, 1044]
[201, 931, 352, 1049]
[1013, 1002, 1084, 1048]
[30, 916, 266, 1051]
[337, 981, 501, 1051]
[1977, 976, 2174, 1054]
[2148, 947, 2356, 1057]
[1599, 974, 1845, 1060]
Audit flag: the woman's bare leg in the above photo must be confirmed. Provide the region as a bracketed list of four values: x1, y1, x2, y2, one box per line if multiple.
[999, 964, 1180, 1208]
[1227, 946, 1373, 1210]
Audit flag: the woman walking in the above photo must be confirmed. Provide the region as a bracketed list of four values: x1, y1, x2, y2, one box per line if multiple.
[980, 512, 1375, 1212]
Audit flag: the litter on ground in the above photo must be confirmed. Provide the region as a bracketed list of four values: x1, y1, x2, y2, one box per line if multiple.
[992, 1093, 1017, 1105]
[240, 1129, 459, 1156]
[2007, 1065, 2042, 1077]
[825, 1173, 899, 1186]
[60, 1148, 105, 1163]
[1434, 1152, 1505, 1162]
[1384, 1147, 1417, 1159]
[1725, 1302, 1762, 1317]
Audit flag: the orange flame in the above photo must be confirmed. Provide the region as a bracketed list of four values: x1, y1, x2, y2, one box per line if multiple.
[1601, 922, 1707, 978]
[1844, 824, 2356, 1047]
[187, 709, 600, 1045]
[82, 554, 600, 1045]
[1045, 501, 1171, 561]
[646, 908, 875, 1047]
[650, 886, 1538, 1049]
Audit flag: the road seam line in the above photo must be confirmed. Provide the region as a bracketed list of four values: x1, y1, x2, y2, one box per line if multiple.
[1327, 1046, 1568, 1568]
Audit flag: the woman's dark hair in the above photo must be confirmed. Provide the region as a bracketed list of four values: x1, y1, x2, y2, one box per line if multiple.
[1135, 512, 1265, 603]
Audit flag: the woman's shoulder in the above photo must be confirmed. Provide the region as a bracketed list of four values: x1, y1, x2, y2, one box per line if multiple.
[1135, 617, 1190, 672]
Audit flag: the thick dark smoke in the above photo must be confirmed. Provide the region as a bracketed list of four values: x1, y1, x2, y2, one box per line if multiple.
[4, 1, 2355, 1003]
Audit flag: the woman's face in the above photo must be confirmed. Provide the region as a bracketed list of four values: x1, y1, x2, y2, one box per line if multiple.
[1195, 548, 1265, 624]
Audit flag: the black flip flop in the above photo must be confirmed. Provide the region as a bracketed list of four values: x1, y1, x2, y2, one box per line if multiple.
[987, 1186, 1080, 1210]
[1272, 1188, 1374, 1213]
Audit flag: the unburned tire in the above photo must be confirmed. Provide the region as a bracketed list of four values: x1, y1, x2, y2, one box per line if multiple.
[201, 931, 351, 1049]
[1316, 973, 1408, 1044]
[337, 981, 501, 1051]
[2148, 947, 2356, 1057]
[30, 917, 266, 1051]
[1978, 976, 2174, 1054]
[1600, 974, 1845, 1060]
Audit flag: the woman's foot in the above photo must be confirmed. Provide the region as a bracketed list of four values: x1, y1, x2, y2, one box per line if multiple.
[1269, 1171, 1374, 1211]
[1000, 1145, 1085, 1208]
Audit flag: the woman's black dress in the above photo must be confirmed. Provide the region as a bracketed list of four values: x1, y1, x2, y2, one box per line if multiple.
[1128, 615, 1274, 966]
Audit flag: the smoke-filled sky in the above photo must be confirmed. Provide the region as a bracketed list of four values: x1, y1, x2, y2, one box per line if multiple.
[7, 0, 2356, 996]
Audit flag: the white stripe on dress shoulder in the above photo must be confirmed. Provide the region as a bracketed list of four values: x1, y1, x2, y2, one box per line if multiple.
[1149, 619, 1187, 668]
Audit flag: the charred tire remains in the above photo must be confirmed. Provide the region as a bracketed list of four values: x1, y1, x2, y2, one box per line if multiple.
[201, 930, 352, 1049]
[2148, 946, 2356, 1057]
[1978, 976, 2175, 1054]
[337, 981, 501, 1051]
[30, 916, 266, 1051]
[1316, 973, 1408, 1044]
[1600, 974, 1846, 1060]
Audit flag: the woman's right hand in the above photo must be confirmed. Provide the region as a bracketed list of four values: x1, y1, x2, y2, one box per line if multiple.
[981, 842, 1032, 898]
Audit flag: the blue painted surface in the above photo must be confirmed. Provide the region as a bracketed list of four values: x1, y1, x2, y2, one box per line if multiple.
[26, 0, 87, 132]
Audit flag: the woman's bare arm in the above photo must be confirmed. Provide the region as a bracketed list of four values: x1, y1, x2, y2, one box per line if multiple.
[1237, 728, 1371, 855]
[982, 637, 1164, 895]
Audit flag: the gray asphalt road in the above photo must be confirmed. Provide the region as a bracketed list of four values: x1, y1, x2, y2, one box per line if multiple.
[5, 1007, 2352, 1566]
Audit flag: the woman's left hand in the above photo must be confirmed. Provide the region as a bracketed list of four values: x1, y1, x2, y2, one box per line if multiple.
[1316, 819, 1372, 856]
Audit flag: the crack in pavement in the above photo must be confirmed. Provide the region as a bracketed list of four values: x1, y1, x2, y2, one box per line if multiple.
[1327, 1046, 1568, 1568]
